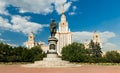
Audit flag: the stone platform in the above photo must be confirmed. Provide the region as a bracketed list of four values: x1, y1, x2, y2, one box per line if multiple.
[22, 53, 81, 68]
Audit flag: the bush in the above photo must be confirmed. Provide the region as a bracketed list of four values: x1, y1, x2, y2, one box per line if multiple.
[30, 46, 45, 61]
[0, 42, 44, 62]
[61, 42, 88, 62]
[104, 51, 120, 63]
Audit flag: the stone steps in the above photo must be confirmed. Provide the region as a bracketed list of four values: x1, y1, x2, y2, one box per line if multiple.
[47, 54, 58, 58]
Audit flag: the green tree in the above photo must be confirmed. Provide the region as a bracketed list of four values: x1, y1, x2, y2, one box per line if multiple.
[12, 46, 44, 62]
[0, 43, 14, 62]
[61, 42, 88, 62]
[21, 48, 33, 62]
[30, 46, 44, 61]
[0, 42, 45, 62]
[13, 46, 24, 62]
[105, 51, 120, 63]
[89, 40, 102, 62]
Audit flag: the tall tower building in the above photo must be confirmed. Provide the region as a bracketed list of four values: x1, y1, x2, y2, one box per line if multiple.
[55, 4, 72, 55]
[84, 31, 102, 49]
[93, 31, 102, 48]
[25, 32, 35, 49]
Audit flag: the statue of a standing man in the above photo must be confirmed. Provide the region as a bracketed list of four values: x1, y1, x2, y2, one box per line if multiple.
[50, 19, 57, 37]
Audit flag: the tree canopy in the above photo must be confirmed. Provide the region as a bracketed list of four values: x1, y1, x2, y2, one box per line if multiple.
[61, 42, 89, 62]
[0, 42, 45, 62]
[104, 51, 120, 63]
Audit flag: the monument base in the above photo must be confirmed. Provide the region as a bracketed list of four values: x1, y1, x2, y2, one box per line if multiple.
[22, 53, 81, 68]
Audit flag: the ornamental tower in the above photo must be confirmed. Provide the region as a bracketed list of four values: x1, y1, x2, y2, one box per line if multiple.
[84, 31, 102, 49]
[25, 32, 35, 49]
[55, 4, 72, 55]
[93, 31, 102, 48]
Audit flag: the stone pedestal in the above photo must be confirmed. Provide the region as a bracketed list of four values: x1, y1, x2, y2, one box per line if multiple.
[34, 53, 69, 67]
[48, 36, 58, 54]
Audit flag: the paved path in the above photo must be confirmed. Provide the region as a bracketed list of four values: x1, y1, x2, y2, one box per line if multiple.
[0, 65, 120, 73]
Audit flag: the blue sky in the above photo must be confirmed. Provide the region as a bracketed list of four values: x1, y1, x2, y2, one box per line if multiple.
[0, 0, 120, 52]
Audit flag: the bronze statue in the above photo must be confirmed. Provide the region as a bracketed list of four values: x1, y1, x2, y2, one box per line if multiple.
[50, 19, 57, 37]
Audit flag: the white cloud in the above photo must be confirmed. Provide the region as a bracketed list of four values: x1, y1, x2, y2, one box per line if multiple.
[7, 43, 18, 47]
[0, 0, 9, 15]
[11, 15, 46, 34]
[73, 31, 93, 43]
[0, 38, 10, 42]
[54, 0, 72, 14]
[69, 12, 76, 15]
[73, 6, 77, 11]
[73, 31, 116, 43]
[70, 0, 79, 2]
[103, 42, 118, 52]
[0, 16, 48, 35]
[0, 17, 12, 29]
[99, 31, 116, 43]
[0, 0, 76, 15]
[72, 31, 118, 52]
[4, 0, 54, 14]
[0, 38, 4, 41]
[0, 37, 18, 47]
[69, 6, 77, 15]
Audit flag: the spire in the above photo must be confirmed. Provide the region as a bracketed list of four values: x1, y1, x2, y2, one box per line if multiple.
[93, 31, 98, 38]
[94, 30, 97, 34]
[30, 31, 33, 35]
[29, 32, 34, 37]
[62, 3, 64, 14]
[60, 3, 66, 22]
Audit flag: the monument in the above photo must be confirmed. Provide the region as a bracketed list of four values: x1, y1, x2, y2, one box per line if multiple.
[22, 19, 80, 68]
[48, 19, 58, 54]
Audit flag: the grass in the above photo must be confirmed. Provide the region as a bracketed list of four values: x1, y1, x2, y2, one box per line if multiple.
[74, 62, 120, 66]
[0, 62, 33, 65]
[95, 63, 120, 66]
[68, 60, 120, 66]
[0, 62, 120, 66]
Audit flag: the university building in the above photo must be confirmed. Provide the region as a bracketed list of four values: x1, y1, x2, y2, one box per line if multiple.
[25, 5, 72, 55]
[55, 5, 72, 55]
[25, 5, 102, 56]
[84, 31, 102, 49]
[25, 32, 49, 53]
[25, 32, 36, 49]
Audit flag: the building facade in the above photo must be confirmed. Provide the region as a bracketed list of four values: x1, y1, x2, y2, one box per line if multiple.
[25, 32, 36, 49]
[55, 5, 72, 55]
[93, 31, 102, 48]
[84, 31, 102, 49]
[25, 33, 49, 51]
